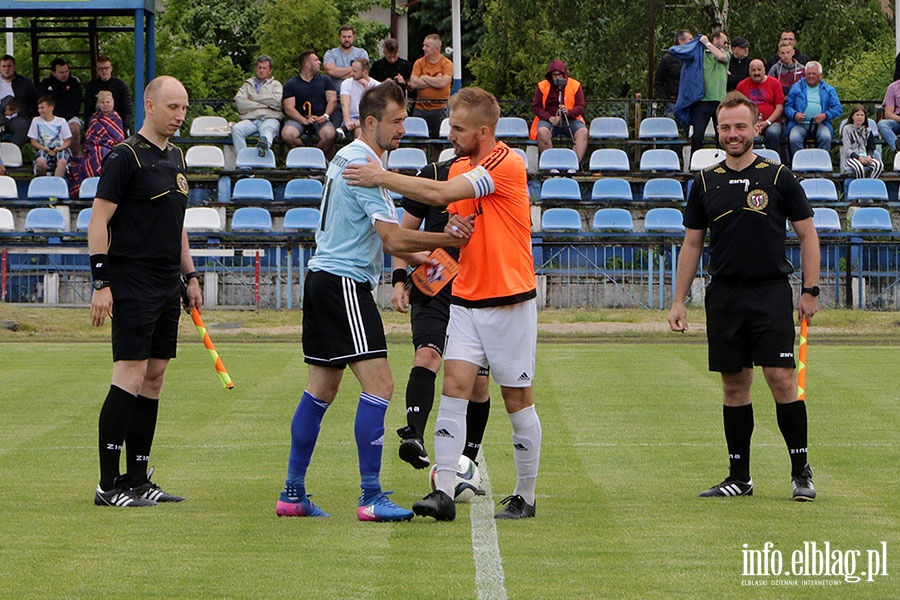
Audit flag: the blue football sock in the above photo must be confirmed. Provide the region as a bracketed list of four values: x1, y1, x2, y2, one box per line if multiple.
[355, 392, 389, 501]
[285, 391, 329, 495]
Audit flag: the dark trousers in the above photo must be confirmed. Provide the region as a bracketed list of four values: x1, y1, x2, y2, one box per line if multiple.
[690, 101, 719, 153]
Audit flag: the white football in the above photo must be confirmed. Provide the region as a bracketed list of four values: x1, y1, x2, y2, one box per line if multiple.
[429, 455, 483, 503]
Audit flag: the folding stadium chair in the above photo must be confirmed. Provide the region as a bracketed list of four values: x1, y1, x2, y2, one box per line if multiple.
[75, 208, 92, 231]
[27, 176, 69, 201]
[539, 177, 582, 202]
[183, 207, 223, 232]
[285, 147, 328, 171]
[791, 149, 833, 174]
[78, 177, 100, 200]
[495, 117, 530, 139]
[800, 178, 839, 203]
[812, 207, 841, 232]
[642, 178, 684, 203]
[25, 207, 67, 231]
[0, 142, 23, 167]
[850, 207, 892, 232]
[689, 148, 726, 171]
[230, 206, 273, 232]
[189, 116, 230, 137]
[592, 208, 634, 232]
[0, 207, 15, 232]
[754, 148, 781, 163]
[538, 148, 579, 173]
[540, 207, 582, 232]
[0, 175, 19, 200]
[439, 118, 450, 138]
[387, 148, 427, 171]
[403, 116, 431, 139]
[283, 207, 321, 232]
[846, 179, 889, 204]
[588, 148, 630, 172]
[231, 178, 274, 203]
[643, 207, 685, 232]
[590, 178, 633, 203]
[638, 117, 680, 140]
[588, 117, 629, 140]
[438, 148, 457, 162]
[639, 149, 681, 172]
[235, 148, 276, 169]
[283, 178, 324, 204]
[185, 145, 226, 168]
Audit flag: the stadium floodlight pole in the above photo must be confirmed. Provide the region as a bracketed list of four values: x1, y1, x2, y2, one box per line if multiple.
[797, 318, 808, 400]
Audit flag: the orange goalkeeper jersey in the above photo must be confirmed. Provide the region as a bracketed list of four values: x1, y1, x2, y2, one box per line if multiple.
[448, 142, 536, 307]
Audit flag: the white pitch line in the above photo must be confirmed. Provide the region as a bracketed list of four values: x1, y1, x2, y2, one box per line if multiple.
[470, 453, 507, 600]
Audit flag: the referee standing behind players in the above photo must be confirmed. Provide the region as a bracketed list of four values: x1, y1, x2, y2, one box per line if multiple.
[88, 76, 201, 507]
[668, 90, 820, 501]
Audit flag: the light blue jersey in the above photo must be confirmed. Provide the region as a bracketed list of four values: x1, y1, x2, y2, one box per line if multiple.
[308, 139, 398, 289]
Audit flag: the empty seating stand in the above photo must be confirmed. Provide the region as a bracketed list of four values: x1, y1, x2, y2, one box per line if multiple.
[588, 117, 629, 140]
[283, 207, 320, 232]
[589, 148, 630, 173]
[283, 179, 324, 204]
[232, 178, 274, 203]
[643, 207, 685, 233]
[590, 178, 633, 203]
[540, 178, 582, 202]
[540, 207, 582, 232]
[285, 147, 328, 171]
[25, 207, 67, 231]
[539, 148, 579, 173]
[231, 207, 273, 232]
[592, 208, 634, 232]
[27, 176, 69, 201]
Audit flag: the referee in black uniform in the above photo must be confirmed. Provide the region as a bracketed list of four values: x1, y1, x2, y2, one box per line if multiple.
[391, 158, 491, 475]
[668, 91, 821, 501]
[88, 76, 202, 507]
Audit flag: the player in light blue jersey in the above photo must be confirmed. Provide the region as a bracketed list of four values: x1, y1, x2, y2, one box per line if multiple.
[276, 81, 471, 522]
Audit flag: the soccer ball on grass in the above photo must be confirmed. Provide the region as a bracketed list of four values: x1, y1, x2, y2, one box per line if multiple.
[429, 455, 483, 503]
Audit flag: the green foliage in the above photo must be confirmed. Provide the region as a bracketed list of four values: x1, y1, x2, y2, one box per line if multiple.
[154, 28, 243, 101]
[828, 28, 895, 104]
[171, 0, 264, 72]
[256, 0, 341, 83]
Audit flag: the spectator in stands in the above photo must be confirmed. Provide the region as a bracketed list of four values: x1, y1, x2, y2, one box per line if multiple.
[281, 50, 338, 158]
[370, 38, 412, 92]
[408, 34, 453, 138]
[530, 59, 587, 168]
[38, 58, 83, 148]
[765, 30, 810, 72]
[876, 77, 900, 152]
[324, 25, 369, 132]
[736, 59, 785, 152]
[83, 56, 132, 132]
[82, 90, 125, 179]
[232, 54, 283, 158]
[340, 58, 379, 139]
[727, 37, 751, 91]
[841, 104, 883, 179]
[768, 42, 805, 96]
[655, 30, 693, 121]
[0, 54, 37, 147]
[28, 95, 72, 177]
[670, 29, 730, 154]
[784, 61, 842, 159]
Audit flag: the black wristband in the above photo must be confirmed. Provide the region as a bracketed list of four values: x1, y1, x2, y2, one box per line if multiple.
[90, 254, 111, 282]
[391, 268, 408, 286]
[184, 271, 201, 282]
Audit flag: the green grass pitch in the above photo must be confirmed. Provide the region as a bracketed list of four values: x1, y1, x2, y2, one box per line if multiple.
[1, 331, 897, 598]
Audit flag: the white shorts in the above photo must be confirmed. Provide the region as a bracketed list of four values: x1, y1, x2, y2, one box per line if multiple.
[444, 299, 537, 388]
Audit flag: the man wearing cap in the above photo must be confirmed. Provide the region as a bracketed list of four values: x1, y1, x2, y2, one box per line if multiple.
[727, 37, 752, 91]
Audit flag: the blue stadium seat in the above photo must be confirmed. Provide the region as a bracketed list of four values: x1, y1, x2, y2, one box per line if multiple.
[792, 149, 833, 173]
[588, 148, 630, 172]
[512, 148, 529, 170]
[25, 207, 67, 231]
[75, 208, 92, 231]
[643, 207, 684, 232]
[403, 116, 430, 138]
[231, 207, 273, 231]
[538, 148, 579, 172]
[387, 147, 427, 171]
[638, 117, 680, 140]
[285, 147, 328, 170]
[185, 145, 226, 168]
[0, 207, 14, 232]
[235, 147, 276, 169]
[592, 208, 634, 232]
[589, 117, 629, 140]
[283, 207, 321, 232]
[27, 176, 69, 201]
[642, 178, 684, 202]
[495, 117, 530, 139]
[800, 178, 838, 203]
[590, 178, 633, 202]
[283, 178, 324, 204]
[850, 207, 892, 232]
[812, 207, 841, 232]
[79, 176, 100, 200]
[755, 148, 781, 164]
[639, 149, 681, 172]
[183, 207, 223, 232]
[232, 178, 274, 203]
[846, 178, 889, 204]
[539, 177, 582, 202]
[540, 207, 582, 232]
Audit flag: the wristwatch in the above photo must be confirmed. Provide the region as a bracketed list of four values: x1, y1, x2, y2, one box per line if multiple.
[184, 271, 201, 282]
[801, 285, 820, 297]
[92, 280, 110, 290]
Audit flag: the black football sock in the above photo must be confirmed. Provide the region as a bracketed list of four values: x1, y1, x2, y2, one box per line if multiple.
[776, 400, 809, 476]
[98, 385, 136, 490]
[125, 395, 160, 483]
[723, 404, 754, 482]
[405, 366, 436, 439]
[463, 398, 491, 463]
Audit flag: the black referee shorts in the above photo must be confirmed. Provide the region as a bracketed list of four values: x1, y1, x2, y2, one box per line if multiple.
[409, 285, 452, 355]
[302, 270, 387, 368]
[110, 269, 182, 362]
[705, 279, 797, 373]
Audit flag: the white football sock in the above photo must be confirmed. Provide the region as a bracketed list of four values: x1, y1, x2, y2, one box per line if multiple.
[433, 395, 468, 497]
[509, 404, 542, 505]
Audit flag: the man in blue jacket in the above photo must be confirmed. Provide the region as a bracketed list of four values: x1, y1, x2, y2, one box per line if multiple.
[784, 61, 842, 159]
